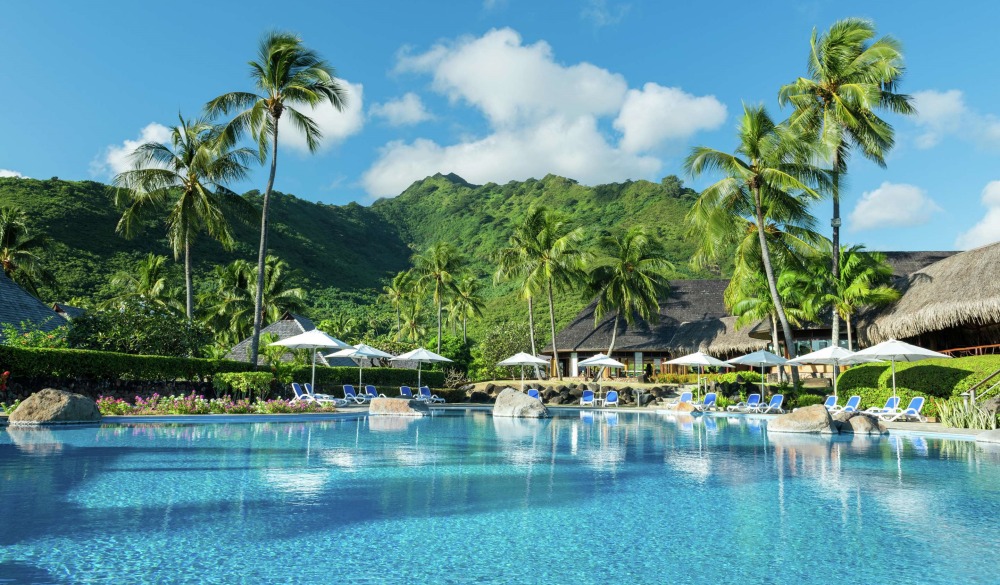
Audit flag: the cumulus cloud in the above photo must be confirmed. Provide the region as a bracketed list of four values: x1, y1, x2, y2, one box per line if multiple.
[0, 169, 26, 178]
[370, 93, 433, 126]
[581, 0, 631, 27]
[277, 79, 364, 152]
[367, 28, 723, 197]
[955, 181, 1000, 249]
[911, 89, 1000, 149]
[614, 83, 727, 152]
[848, 182, 943, 232]
[92, 122, 173, 177]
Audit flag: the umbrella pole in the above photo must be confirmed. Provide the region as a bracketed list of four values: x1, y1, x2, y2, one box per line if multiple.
[418, 362, 422, 389]
[521, 365, 525, 392]
[892, 359, 897, 399]
[760, 364, 765, 397]
[833, 360, 838, 398]
[311, 349, 317, 391]
[359, 363, 362, 387]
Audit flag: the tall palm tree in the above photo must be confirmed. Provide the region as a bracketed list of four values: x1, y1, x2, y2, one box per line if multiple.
[412, 241, 464, 353]
[0, 205, 55, 297]
[206, 31, 347, 366]
[113, 115, 254, 319]
[450, 274, 486, 344]
[397, 302, 426, 344]
[102, 253, 183, 314]
[779, 17, 913, 345]
[588, 226, 673, 355]
[495, 208, 548, 365]
[685, 104, 826, 360]
[384, 270, 413, 337]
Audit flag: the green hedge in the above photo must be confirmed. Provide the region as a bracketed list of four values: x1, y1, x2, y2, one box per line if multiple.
[0, 346, 253, 381]
[288, 365, 445, 389]
[836, 355, 1000, 418]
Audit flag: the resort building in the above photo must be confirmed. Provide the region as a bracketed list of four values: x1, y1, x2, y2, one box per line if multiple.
[226, 312, 355, 366]
[0, 271, 63, 343]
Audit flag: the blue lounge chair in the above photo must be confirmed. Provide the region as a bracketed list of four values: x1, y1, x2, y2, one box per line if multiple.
[865, 396, 900, 415]
[399, 386, 414, 398]
[603, 390, 619, 407]
[829, 395, 861, 413]
[822, 395, 837, 410]
[727, 393, 760, 413]
[693, 392, 717, 412]
[878, 396, 925, 422]
[364, 385, 385, 400]
[342, 385, 367, 404]
[527, 388, 541, 400]
[292, 383, 344, 406]
[419, 386, 445, 403]
[666, 392, 693, 408]
[580, 389, 596, 406]
[304, 383, 341, 402]
[754, 394, 784, 414]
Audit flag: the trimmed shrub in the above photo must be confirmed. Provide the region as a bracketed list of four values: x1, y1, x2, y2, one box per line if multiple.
[213, 372, 275, 400]
[0, 346, 253, 382]
[705, 371, 764, 385]
[836, 355, 1000, 418]
[787, 393, 828, 409]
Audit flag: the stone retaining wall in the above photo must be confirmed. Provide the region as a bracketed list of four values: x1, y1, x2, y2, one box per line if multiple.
[2, 377, 222, 404]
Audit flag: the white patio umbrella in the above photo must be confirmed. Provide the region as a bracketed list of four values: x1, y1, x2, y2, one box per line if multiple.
[326, 343, 395, 386]
[391, 347, 453, 389]
[726, 350, 788, 397]
[497, 352, 549, 391]
[269, 329, 351, 390]
[666, 351, 732, 399]
[853, 339, 952, 399]
[578, 353, 626, 403]
[785, 346, 877, 397]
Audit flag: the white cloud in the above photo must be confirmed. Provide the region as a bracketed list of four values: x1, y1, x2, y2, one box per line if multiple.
[614, 83, 727, 152]
[277, 79, 365, 152]
[911, 89, 1000, 149]
[93, 122, 173, 177]
[848, 182, 943, 232]
[0, 169, 26, 178]
[370, 93, 433, 126]
[368, 28, 723, 197]
[581, 0, 631, 27]
[955, 181, 1000, 249]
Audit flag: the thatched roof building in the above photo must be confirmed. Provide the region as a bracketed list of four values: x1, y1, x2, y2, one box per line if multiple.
[669, 316, 767, 356]
[52, 303, 86, 320]
[860, 242, 1000, 348]
[225, 312, 356, 366]
[0, 272, 62, 342]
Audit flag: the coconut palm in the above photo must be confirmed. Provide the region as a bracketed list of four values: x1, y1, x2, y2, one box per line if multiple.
[384, 270, 414, 337]
[779, 17, 913, 345]
[685, 104, 826, 359]
[0, 205, 55, 297]
[397, 302, 426, 343]
[113, 115, 254, 320]
[588, 226, 673, 355]
[102, 253, 183, 314]
[780, 244, 899, 350]
[495, 208, 548, 366]
[412, 241, 464, 353]
[450, 274, 486, 344]
[206, 31, 347, 366]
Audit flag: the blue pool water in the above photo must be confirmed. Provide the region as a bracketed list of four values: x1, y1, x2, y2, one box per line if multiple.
[2, 410, 999, 584]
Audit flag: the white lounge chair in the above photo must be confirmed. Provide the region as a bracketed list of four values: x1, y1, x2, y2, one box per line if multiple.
[727, 393, 760, 413]
[878, 397, 926, 422]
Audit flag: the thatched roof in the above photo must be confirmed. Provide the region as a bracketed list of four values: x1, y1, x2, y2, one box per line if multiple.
[670, 316, 768, 356]
[882, 250, 956, 280]
[225, 312, 356, 366]
[52, 303, 86, 320]
[860, 242, 1000, 344]
[546, 279, 731, 354]
[0, 272, 62, 342]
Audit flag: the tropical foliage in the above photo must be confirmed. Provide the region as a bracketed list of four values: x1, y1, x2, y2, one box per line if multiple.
[0, 205, 55, 297]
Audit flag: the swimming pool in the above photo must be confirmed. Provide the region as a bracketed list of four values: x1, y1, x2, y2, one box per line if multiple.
[2, 410, 998, 584]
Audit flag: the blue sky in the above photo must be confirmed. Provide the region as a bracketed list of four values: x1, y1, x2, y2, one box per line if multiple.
[2, 0, 998, 251]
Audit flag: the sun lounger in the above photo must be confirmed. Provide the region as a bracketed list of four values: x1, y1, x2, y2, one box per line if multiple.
[753, 394, 784, 414]
[693, 392, 717, 412]
[292, 383, 345, 406]
[580, 389, 596, 406]
[419, 386, 446, 403]
[603, 390, 619, 407]
[364, 385, 386, 400]
[727, 393, 760, 413]
[829, 395, 861, 413]
[342, 385, 367, 404]
[865, 396, 900, 415]
[527, 388, 541, 400]
[665, 392, 693, 408]
[822, 395, 837, 410]
[878, 396, 925, 422]
[399, 386, 414, 398]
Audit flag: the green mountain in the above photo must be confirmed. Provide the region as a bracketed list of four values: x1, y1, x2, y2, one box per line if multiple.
[0, 173, 719, 337]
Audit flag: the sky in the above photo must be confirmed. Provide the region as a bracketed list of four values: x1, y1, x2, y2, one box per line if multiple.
[1, 0, 998, 252]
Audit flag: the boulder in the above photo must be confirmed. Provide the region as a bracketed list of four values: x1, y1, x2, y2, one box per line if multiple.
[569, 387, 584, 399]
[836, 412, 888, 435]
[458, 384, 475, 392]
[484, 383, 496, 394]
[8, 388, 101, 425]
[639, 394, 656, 407]
[546, 395, 564, 406]
[369, 397, 430, 416]
[493, 388, 549, 418]
[767, 404, 836, 434]
[468, 391, 493, 404]
[976, 429, 1000, 444]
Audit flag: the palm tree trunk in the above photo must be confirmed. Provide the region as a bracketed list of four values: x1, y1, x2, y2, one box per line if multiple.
[463, 315, 467, 344]
[184, 234, 193, 321]
[607, 311, 620, 355]
[846, 311, 853, 352]
[830, 153, 841, 348]
[395, 305, 400, 336]
[436, 296, 443, 353]
[753, 188, 798, 365]
[771, 312, 783, 382]
[250, 120, 279, 368]
[528, 296, 541, 378]
[546, 278, 562, 381]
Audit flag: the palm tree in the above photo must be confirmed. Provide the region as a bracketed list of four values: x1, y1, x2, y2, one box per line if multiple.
[113, 115, 254, 320]
[685, 104, 826, 360]
[779, 17, 913, 345]
[384, 270, 413, 337]
[450, 274, 486, 344]
[206, 31, 347, 366]
[495, 208, 548, 365]
[0, 205, 55, 297]
[412, 241, 464, 353]
[588, 226, 673, 355]
[102, 253, 183, 314]
[397, 302, 426, 343]
[780, 244, 899, 350]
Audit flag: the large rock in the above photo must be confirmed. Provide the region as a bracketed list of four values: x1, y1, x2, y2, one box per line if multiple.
[493, 388, 549, 418]
[468, 391, 493, 404]
[369, 397, 430, 416]
[767, 404, 835, 434]
[976, 429, 1000, 444]
[8, 388, 101, 425]
[835, 412, 888, 435]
